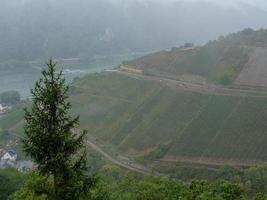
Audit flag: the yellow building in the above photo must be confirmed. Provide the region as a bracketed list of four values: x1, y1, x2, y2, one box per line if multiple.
[119, 65, 143, 74]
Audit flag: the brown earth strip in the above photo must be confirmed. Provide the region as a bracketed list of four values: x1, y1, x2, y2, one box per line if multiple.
[159, 155, 264, 167]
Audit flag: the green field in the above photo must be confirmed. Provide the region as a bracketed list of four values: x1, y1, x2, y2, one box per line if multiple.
[2, 72, 267, 164]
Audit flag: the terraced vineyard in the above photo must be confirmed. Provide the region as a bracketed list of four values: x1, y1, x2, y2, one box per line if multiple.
[70, 73, 267, 164]
[2, 72, 267, 165]
[167, 96, 267, 164]
[66, 74, 267, 163]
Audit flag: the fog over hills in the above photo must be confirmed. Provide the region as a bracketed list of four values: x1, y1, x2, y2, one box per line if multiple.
[1, 0, 267, 61]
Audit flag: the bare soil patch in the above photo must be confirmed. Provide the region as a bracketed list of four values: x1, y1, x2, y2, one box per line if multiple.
[160, 155, 264, 167]
[235, 47, 267, 87]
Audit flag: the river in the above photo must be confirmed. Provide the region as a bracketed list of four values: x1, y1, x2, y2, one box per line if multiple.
[0, 52, 147, 98]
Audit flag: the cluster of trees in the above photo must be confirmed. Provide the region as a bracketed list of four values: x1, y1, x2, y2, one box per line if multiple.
[213, 28, 267, 48]
[97, 161, 267, 200]
[157, 163, 267, 197]
[1, 167, 267, 200]
[0, 168, 26, 200]
[92, 175, 247, 200]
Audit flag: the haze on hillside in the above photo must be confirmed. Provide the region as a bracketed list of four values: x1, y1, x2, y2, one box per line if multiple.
[1, 0, 267, 61]
[4, 1, 267, 199]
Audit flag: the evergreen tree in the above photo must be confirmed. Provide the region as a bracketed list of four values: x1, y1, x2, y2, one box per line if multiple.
[22, 59, 96, 200]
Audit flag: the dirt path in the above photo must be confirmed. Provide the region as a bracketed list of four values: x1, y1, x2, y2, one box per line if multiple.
[10, 130, 162, 176]
[107, 70, 267, 98]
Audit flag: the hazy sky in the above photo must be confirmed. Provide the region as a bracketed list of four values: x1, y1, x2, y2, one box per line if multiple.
[2, 0, 267, 61]
[191, 0, 267, 7]
[110, 0, 267, 10]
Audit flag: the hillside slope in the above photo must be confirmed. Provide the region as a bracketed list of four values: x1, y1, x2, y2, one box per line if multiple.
[2, 72, 267, 165]
[65, 73, 267, 165]
[124, 29, 267, 87]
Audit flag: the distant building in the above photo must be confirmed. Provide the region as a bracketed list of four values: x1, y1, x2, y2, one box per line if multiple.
[1, 150, 17, 162]
[0, 160, 15, 168]
[0, 104, 4, 113]
[16, 160, 34, 172]
[119, 64, 143, 74]
[0, 104, 10, 115]
[0, 149, 33, 171]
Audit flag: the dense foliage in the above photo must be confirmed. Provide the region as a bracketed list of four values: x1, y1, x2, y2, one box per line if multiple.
[63, 162, 267, 200]
[13, 173, 53, 200]
[0, 169, 26, 200]
[154, 163, 267, 197]
[3, 164, 267, 200]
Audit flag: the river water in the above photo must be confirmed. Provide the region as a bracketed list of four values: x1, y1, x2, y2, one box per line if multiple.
[0, 53, 146, 98]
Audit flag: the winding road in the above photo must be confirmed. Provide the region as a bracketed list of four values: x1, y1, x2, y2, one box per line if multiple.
[86, 139, 162, 176]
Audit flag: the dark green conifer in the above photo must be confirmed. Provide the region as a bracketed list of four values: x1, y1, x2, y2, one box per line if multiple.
[23, 59, 96, 200]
